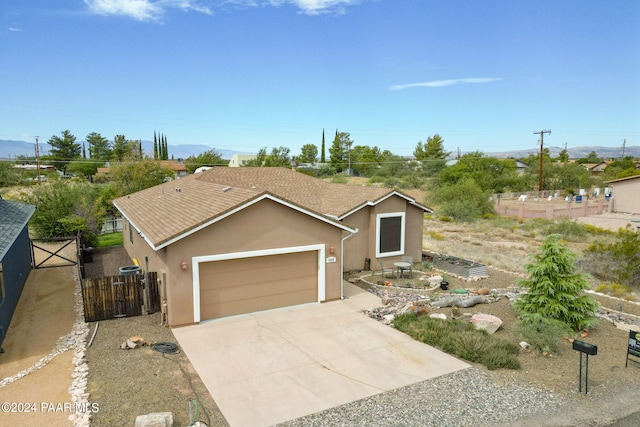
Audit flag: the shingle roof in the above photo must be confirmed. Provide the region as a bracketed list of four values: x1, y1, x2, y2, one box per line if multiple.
[113, 167, 431, 250]
[0, 197, 35, 260]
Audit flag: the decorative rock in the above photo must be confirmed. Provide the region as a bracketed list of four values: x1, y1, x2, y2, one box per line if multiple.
[381, 296, 395, 305]
[471, 313, 503, 334]
[457, 296, 485, 308]
[430, 313, 447, 320]
[135, 412, 174, 427]
[519, 341, 531, 350]
[382, 314, 395, 325]
[427, 275, 443, 286]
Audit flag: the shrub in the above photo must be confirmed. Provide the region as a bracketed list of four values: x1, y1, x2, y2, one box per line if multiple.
[425, 231, 445, 240]
[331, 174, 348, 184]
[439, 216, 452, 222]
[393, 315, 520, 370]
[514, 314, 572, 354]
[546, 218, 586, 241]
[594, 283, 634, 299]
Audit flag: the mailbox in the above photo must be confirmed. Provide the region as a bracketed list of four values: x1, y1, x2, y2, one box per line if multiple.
[572, 340, 597, 355]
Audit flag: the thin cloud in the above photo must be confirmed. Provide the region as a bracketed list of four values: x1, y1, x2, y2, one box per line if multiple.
[83, 0, 212, 21]
[8, 27, 22, 32]
[272, 0, 361, 15]
[390, 78, 502, 91]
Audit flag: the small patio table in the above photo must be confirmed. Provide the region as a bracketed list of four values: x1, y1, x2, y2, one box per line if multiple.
[394, 261, 412, 278]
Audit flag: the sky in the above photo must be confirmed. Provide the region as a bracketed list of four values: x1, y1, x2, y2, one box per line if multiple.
[1, 0, 638, 157]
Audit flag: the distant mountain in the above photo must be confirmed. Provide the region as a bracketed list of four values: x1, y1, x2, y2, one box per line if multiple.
[485, 145, 640, 160]
[0, 139, 244, 161]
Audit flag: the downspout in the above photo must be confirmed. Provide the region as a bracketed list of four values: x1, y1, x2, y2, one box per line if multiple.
[340, 228, 358, 299]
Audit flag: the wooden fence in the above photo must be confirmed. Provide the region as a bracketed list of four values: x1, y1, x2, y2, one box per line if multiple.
[81, 272, 160, 322]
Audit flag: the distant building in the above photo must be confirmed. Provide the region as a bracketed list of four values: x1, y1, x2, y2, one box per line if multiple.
[228, 154, 257, 167]
[605, 174, 640, 214]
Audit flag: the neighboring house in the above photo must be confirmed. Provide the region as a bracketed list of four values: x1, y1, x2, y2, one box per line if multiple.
[113, 167, 432, 326]
[160, 160, 188, 178]
[605, 174, 640, 214]
[582, 161, 610, 174]
[0, 197, 35, 349]
[228, 154, 257, 167]
[514, 160, 528, 175]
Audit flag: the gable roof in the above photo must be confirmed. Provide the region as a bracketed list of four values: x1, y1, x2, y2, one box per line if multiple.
[0, 197, 35, 260]
[605, 174, 640, 184]
[113, 167, 432, 250]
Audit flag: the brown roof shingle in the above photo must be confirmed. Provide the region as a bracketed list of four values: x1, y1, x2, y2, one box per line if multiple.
[114, 167, 430, 249]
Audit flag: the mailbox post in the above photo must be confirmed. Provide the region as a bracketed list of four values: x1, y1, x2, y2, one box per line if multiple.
[573, 339, 597, 394]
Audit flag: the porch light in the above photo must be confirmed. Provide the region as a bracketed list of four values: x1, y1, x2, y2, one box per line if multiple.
[181, 261, 188, 271]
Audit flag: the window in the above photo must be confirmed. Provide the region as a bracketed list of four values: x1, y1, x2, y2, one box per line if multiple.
[376, 212, 405, 257]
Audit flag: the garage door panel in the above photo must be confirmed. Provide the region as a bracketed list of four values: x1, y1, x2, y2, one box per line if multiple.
[199, 251, 318, 321]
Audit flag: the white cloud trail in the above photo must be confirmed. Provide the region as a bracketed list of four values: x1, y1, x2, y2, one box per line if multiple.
[390, 78, 502, 91]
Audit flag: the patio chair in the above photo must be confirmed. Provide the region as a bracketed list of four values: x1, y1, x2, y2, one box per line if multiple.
[398, 256, 413, 278]
[377, 259, 395, 279]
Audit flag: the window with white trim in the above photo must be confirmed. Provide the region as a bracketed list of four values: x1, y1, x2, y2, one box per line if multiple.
[376, 212, 405, 257]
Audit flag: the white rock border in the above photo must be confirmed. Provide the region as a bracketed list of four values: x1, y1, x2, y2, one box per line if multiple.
[0, 268, 92, 427]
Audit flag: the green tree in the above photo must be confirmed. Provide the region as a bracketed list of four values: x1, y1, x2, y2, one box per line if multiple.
[47, 130, 81, 174]
[264, 146, 291, 167]
[298, 144, 318, 164]
[86, 132, 111, 161]
[413, 134, 450, 160]
[67, 160, 98, 177]
[438, 152, 524, 193]
[576, 151, 602, 165]
[22, 180, 104, 244]
[184, 149, 225, 173]
[111, 135, 140, 162]
[246, 148, 267, 166]
[514, 234, 599, 331]
[110, 160, 175, 197]
[432, 177, 494, 221]
[320, 129, 326, 163]
[350, 145, 384, 177]
[0, 160, 21, 186]
[329, 131, 353, 172]
[557, 146, 570, 163]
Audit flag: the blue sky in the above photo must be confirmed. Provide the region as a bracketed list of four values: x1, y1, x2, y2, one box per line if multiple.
[1, 0, 638, 157]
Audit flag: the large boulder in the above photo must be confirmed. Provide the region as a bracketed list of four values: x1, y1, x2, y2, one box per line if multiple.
[471, 313, 503, 334]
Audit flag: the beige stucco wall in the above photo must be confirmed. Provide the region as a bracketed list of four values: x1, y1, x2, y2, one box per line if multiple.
[610, 179, 640, 214]
[342, 195, 425, 272]
[125, 198, 345, 326]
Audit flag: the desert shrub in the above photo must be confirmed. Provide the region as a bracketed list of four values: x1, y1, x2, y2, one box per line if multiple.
[586, 229, 640, 288]
[331, 174, 348, 184]
[425, 230, 445, 240]
[594, 283, 634, 299]
[393, 315, 520, 370]
[514, 314, 572, 354]
[583, 223, 612, 236]
[439, 216, 452, 222]
[545, 218, 586, 241]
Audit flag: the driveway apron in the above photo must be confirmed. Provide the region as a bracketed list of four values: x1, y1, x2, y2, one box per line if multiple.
[172, 282, 470, 427]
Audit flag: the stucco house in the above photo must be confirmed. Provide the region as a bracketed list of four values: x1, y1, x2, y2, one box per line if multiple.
[605, 174, 640, 214]
[0, 197, 35, 349]
[113, 167, 432, 326]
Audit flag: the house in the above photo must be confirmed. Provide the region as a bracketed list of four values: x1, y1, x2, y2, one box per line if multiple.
[582, 161, 611, 174]
[228, 154, 258, 167]
[605, 174, 640, 214]
[0, 197, 35, 349]
[113, 167, 432, 326]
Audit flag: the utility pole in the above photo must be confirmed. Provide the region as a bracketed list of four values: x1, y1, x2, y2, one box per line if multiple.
[533, 130, 551, 192]
[35, 136, 41, 184]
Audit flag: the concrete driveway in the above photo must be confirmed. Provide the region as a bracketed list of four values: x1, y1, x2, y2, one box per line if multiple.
[172, 283, 470, 427]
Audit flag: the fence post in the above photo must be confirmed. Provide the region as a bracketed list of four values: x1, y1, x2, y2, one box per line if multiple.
[518, 202, 525, 219]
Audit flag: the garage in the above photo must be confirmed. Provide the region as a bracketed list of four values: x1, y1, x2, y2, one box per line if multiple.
[193, 245, 325, 322]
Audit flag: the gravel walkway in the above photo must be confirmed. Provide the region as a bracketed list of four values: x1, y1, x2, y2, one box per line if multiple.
[278, 368, 564, 427]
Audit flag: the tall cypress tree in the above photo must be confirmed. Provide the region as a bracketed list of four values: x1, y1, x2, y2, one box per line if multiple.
[320, 129, 325, 163]
[153, 131, 158, 159]
[163, 134, 168, 160]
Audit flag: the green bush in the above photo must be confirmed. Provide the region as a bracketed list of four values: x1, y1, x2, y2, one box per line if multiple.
[393, 315, 520, 370]
[594, 283, 633, 299]
[514, 314, 572, 354]
[546, 218, 586, 241]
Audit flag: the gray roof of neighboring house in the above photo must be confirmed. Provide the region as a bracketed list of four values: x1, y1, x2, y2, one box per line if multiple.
[0, 197, 35, 260]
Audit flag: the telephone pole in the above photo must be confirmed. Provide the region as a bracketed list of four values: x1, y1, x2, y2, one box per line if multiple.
[35, 136, 41, 184]
[534, 130, 551, 192]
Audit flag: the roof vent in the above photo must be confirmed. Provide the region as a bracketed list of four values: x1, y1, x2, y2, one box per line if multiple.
[222, 186, 232, 193]
[175, 188, 181, 193]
